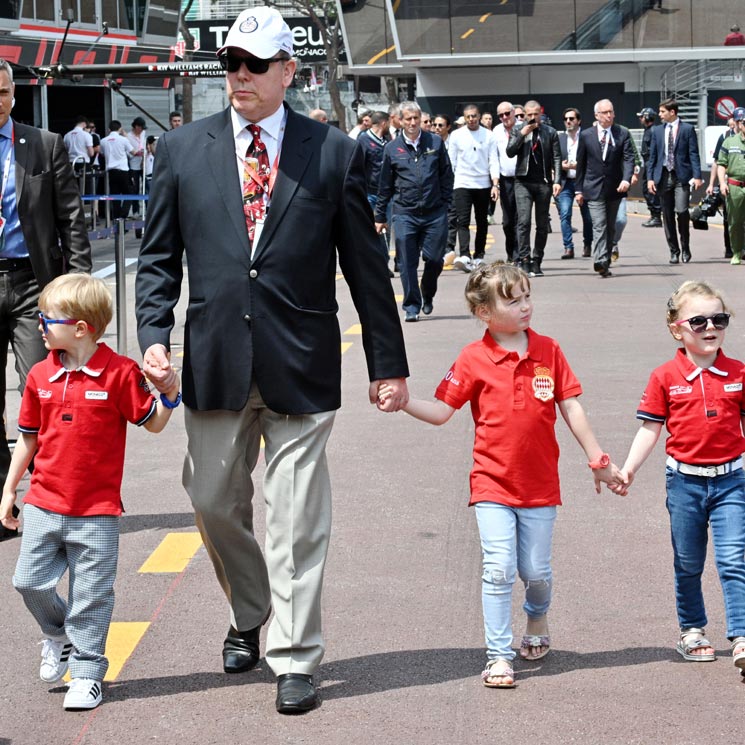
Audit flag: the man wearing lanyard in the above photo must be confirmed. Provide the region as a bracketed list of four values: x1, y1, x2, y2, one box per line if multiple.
[135, 9, 408, 713]
[0, 59, 91, 542]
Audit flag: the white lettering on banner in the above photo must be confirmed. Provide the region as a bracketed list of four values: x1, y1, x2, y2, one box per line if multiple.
[209, 25, 230, 48]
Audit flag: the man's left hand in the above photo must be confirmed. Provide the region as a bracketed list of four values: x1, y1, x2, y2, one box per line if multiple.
[552, 183, 562, 197]
[617, 180, 630, 193]
[370, 378, 409, 411]
[692, 178, 703, 190]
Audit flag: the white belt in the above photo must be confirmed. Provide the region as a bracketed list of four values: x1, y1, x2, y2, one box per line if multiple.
[666, 456, 743, 478]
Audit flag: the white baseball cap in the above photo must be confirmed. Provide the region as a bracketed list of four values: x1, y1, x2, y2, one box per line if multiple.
[217, 8, 294, 59]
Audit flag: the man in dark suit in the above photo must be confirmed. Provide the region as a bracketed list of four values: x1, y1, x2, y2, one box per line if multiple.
[575, 99, 635, 278]
[0, 59, 91, 542]
[135, 9, 409, 714]
[646, 98, 702, 264]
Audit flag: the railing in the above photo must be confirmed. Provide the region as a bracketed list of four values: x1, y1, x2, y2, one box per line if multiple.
[186, 0, 306, 21]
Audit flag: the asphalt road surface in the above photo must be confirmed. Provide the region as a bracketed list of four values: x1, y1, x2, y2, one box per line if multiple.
[1, 203, 742, 745]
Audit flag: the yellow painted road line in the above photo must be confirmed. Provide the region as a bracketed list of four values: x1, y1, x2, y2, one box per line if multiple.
[367, 45, 396, 66]
[480, 13, 492, 22]
[392, 0, 401, 12]
[341, 342, 353, 354]
[394, 294, 403, 302]
[343, 324, 362, 335]
[336, 273, 344, 280]
[64, 622, 150, 683]
[138, 532, 203, 574]
[461, 28, 475, 39]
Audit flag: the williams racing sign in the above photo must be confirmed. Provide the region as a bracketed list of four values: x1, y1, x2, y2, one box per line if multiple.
[182, 18, 345, 62]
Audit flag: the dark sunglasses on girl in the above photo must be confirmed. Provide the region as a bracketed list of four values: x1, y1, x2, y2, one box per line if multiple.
[218, 53, 284, 74]
[674, 313, 730, 332]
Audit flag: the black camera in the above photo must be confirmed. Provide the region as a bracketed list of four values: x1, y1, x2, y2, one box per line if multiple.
[690, 189, 723, 230]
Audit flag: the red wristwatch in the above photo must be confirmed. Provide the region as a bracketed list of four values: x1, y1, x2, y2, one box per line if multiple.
[588, 453, 611, 470]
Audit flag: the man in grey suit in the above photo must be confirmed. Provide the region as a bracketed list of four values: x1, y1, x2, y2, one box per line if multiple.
[135, 8, 409, 713]
[0, 59, 91, 542]
[575, 99, 635, 278]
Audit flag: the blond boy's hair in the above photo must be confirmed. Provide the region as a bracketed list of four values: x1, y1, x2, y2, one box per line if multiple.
[666, 280, 731, 326]
[464, 261, 531, 316]
[39, 274, 113, 342]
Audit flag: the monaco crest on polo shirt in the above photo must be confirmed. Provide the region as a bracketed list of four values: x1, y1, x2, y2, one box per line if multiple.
[532, 366, 555, 402]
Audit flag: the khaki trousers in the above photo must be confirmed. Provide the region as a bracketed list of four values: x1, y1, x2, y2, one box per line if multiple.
[183, 384, 335, 675]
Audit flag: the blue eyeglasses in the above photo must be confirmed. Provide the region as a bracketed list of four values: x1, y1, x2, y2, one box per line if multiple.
[38, 312, 79, 334]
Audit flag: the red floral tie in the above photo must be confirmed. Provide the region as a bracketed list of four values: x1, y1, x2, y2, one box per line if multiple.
[243, 124, 271, 247]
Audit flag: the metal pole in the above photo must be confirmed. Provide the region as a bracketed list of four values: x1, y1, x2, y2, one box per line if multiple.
[104, 170, 111, 227]
[114, 218, 127, 354]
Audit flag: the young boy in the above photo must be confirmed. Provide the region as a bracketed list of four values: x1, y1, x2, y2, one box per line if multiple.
[0, 274, 180, 711]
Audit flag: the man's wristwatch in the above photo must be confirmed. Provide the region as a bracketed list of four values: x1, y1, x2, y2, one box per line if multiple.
[588, 453, 610, 470]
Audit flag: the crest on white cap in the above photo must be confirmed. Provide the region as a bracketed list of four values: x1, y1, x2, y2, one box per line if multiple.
[217, 7, 294, 60]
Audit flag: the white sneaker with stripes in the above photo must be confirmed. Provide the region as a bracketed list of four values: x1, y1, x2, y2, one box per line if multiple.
[64, 678, 103, 710]
[39, 635, 73, 683]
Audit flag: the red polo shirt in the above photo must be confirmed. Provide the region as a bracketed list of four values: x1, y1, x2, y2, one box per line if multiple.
[435, 329, 582, 507]
[18, 343, 157, 516]
[637, 348, 745, 464]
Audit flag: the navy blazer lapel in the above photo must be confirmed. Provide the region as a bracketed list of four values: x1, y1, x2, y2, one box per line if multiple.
[206, 108, 251, 256]
[251, 106, 311, 263]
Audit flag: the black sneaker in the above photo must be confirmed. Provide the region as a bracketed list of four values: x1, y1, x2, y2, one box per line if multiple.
[642, 217, 662, 228]
[421, 300, 433, 316]
[530, 263, 544, 277]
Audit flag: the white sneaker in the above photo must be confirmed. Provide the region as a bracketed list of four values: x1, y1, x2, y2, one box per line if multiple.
[64, 678, 103, 710]
[472, 258, 485, 268]
[443, 250, 456, 266]
[487, 215, 495, 225]
[40, 635, 73, 683]
[453, 256, 472, 273]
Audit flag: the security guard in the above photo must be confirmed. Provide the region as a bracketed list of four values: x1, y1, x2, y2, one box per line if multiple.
[637, 107, 662, 227]
[717, 107, 745, 265]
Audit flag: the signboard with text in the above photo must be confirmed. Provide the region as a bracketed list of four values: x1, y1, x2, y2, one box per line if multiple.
[183, 18, 345, 63]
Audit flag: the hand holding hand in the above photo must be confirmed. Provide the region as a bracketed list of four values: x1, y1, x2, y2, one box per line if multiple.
[370, 378, 409, 412]
[144, 344, 178, 394]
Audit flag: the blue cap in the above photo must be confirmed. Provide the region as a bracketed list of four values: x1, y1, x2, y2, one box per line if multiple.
[733, 107, 745, 122]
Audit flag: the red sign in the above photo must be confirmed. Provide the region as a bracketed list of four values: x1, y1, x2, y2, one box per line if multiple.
[715, 96, 738, 120]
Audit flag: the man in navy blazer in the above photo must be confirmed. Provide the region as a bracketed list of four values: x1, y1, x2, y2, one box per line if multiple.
[575, 99, 635, 278]
[135, 8, 409, 714]
[646, 98, 702, 263]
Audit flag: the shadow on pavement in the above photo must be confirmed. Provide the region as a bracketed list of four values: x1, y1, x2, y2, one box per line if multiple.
[119, 512, 197, 534]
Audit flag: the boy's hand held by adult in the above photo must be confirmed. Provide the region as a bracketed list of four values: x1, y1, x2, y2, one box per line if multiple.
[144, 343, 178, 393]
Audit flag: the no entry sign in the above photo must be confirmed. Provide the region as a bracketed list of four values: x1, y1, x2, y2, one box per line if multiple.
[715, 96, 738, 120]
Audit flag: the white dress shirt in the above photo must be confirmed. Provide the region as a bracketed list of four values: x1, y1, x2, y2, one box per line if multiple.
[494, 123, 517, 177]
[448, 125, 499, 188]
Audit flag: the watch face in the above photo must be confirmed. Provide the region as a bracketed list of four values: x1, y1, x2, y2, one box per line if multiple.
[599, 454, 610, 467]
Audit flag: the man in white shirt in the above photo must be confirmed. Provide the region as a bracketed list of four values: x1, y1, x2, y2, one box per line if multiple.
[127, 116, 146, 216]
[348, 111, 371, 140]
[63, 115, 93, 168]
[100, 120, 135, 220]
[448, 104, 499, 272]
[493, 101, 519, 262]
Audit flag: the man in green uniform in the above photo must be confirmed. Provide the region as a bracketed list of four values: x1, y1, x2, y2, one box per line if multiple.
[717, 107, 745, 265]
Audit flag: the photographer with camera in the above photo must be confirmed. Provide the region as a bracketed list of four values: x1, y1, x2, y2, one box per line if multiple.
[708, 116, 736, 257]
[716, 107, 745, 265]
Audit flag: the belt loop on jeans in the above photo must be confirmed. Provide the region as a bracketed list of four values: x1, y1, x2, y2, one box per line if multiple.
[666, 455, 743, 478]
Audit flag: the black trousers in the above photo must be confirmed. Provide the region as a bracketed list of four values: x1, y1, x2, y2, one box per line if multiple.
[514, 180, 552, 264]
[641, 166, 661, 217]
[454, 187, 491, 259]
[660, 168, 691, 255]
[499, 176, 518, 260]
[107, 169, 132, 220]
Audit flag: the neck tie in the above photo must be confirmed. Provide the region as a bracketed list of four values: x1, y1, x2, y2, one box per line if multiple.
[600, 128, 607, 159]
[666, 124, 675, 170]
[243, 124, 271, 247]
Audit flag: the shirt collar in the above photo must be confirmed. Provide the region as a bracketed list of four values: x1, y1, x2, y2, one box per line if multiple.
[673, 348, 729, 381]
[232, 103, 285, 143]
[403, 130, 422, 149]
[48, 343, 113, 381]
[481, 328, 538, 363]
[0, 117, 12, 140]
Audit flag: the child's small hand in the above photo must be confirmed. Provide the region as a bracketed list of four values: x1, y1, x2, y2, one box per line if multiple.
[0, 490, 19, 530]
[592, 462, 627, 494]
[607, 467, 634, 496]
[376, 383, 398, 412]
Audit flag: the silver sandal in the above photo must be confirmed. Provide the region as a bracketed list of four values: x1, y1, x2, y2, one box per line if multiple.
[675, 627, 716, 662]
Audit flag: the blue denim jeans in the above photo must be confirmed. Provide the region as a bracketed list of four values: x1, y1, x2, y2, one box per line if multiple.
[392, 211, 447, 314]
[556, 179, 592, 250]
[665, 467, 745, 638]
[475, 502, 556, 661]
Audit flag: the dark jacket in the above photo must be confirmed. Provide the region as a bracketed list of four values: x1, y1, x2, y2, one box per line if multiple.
[356, 129, 388, 194]
[375, 130, 453, 219]
[136, 105, 409, 413]
[647, 120, 702, 186]
[505, 124, 562, 185]
[575, 124, 635, 201]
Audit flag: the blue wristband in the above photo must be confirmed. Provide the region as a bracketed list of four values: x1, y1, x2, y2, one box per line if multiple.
[160, 391, 182, 409]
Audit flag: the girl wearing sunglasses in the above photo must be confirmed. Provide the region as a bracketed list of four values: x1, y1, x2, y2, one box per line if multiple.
[613, 280, 745, 676]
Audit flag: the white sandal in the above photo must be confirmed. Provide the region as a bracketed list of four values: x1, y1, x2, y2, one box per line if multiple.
[731, 636, 745, 670]
[481, 658, 516, 688]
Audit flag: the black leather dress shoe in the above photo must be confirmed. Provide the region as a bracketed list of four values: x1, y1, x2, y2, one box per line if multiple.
[421, 300, 433, 316]
[223, 626, 260, 673]
[682, 250, 691, 263]
[669, 254, 680, 265]
[276, 673, 319, 714]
